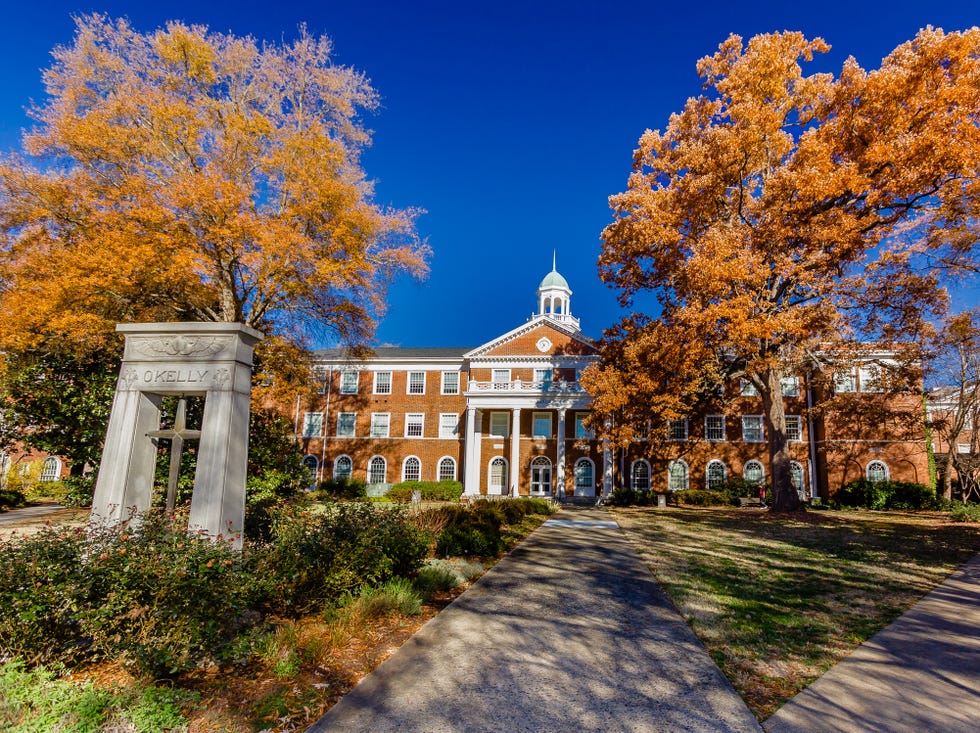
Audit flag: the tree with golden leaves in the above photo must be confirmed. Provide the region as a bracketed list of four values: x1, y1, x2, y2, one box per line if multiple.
[0, 14, 428, 356]
[588, 29, 980, 511]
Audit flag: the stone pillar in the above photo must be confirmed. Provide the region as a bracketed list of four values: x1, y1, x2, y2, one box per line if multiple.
[556, 408, 567, 498]
[509, 407, 521, 496]
[91, 322, 262, 548]
[463, 406, 481, 496]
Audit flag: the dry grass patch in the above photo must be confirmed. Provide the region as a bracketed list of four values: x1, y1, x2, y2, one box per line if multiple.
[612, 506, 980, 720]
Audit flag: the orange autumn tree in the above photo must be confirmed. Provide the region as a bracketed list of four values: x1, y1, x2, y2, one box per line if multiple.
[0, 14, 428, 357]
[586, 29, 980, 511]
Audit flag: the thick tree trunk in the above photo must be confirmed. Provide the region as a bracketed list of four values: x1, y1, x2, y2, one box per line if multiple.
[761, 368, 802, 512]
[941, 454, 954, 501]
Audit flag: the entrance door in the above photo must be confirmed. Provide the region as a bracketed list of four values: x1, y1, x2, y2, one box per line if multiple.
[574, 458, 595, 497]
[530, 456, 552, 496]
[488, 457, 507, 495]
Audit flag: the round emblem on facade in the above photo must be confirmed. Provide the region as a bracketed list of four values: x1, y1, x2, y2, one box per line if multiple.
[536, 337, 552, 353]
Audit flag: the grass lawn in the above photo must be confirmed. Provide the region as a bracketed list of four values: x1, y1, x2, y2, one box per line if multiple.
[611, 506, 980, 720]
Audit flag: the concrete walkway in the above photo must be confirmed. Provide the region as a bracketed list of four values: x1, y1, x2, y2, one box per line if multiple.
[764, 554, 980, 733]
[310, 507, 761, 733]
[0, 502, 65, 525]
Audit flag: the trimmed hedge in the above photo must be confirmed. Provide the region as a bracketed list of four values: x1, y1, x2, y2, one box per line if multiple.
[388, 480, 463, 503]
[670, 489, 732, 507]
[835, 479, 937, 510]
[0, 489, 26, 511]
[314, 476, 368, 501]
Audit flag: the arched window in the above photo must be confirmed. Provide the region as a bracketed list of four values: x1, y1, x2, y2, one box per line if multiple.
[302, 454, 319, 475]
[574, 458, 594, 495]
[530, 456, 552, 495]
[368, 456, 387, 485]
[438, 456, 457, 481]
[402, 456, 421, 482]
[743, 460, 765, 486]
[488, 457, 507, 494]
[334, 455, 353, 480]
[631, 460, 651, 491]
[40, 456, 62, 482]
[706, 459, 727, 489]
[667, 459, 689, 491]
[790, 461, 805, 492]
[866, 460, 889, 483]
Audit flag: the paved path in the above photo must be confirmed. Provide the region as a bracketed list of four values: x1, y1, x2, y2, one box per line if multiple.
[0, 503, 65, 525]
[764, 554, 980, 733]
[311, 507, 761, 733]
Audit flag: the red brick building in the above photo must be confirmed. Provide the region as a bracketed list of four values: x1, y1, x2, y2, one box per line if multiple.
[297, 266, 930, 500]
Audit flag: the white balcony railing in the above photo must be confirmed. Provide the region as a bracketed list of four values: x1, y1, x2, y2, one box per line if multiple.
[467, 379, 586, 394]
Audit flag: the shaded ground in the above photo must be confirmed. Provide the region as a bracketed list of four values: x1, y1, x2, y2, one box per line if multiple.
[611, 506, 980, 719]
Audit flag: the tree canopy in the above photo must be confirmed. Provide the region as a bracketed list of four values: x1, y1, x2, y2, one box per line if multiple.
[0, 14, 428, 355]
[586, 28, 980, 510]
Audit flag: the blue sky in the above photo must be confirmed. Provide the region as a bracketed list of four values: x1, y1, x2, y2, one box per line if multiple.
[1, 1, 977, 347]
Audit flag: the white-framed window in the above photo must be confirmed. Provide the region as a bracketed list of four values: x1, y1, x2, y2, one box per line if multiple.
[534, 368, 553, 386]
[530, 456, 552, 495]
[743, 459, 765, 486]
[39, 456, 62, 482]
[489, 412, 509, 438]
[374, 371, 392, 394]
[438, 456, 457, 481]
[785, 415, 802, 442]
[439, 413, 459, 439]
[402, 456, 421, 482]
[368, 456, 387, 484]
[790, 460, 805, 492]
[667, 459, 689, 491]
[705, 415, 726, 442]
[302, 412, 323, 438]
[405, 413, 424, 437]
[333, 454, 353, 480]
[668, 418, 688, 441]
[957, 443, 971, 454]
[859, 364, 883, 393]
[742, 415, 764, 443]
[575, 412, 594, 439]
[339, 370, 359, 394]
[408, 371, 426, 395]
[492, 369, 511, 387]
[834, 368, 857, 393]
[302, 455, 319, 479]
[316, 369, 328, 395]
[370, 412, 390, 438]
[441, 371, 460, 395]
[532, 412, 552, 439]
[740, 379, 759, 397]
[574, 458, 594, 493]
[488, 456, 507, 494]
[336, 412, 356, 438]
[631, 459, 651, 491]
[706, 459, 727, 489]
[866, 460, 889, 483]
[781, 376, 800, 397]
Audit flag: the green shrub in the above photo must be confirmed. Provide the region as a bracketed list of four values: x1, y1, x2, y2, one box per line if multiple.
[388, 480, 463, 503]
[434, 501, 505, 557]
[351, 578, 424, 618]
[714, 478, 763, 502]
[261, 502, 428, 615]
[608, 487, 636, 506]
[0, 488, 26, 510]
[670, 489, 732, 506]
[315, 476, 368, 501]
[244, 470, 305, 541]
[523, 498, 556, 515]
[950, 503, 980, 523]
[414, 560, 465, 594]
[836, 479, 937, 510]
[0, 658, 195, 733]
[60, 476, 95, 508]
[0, 511, 263, 677]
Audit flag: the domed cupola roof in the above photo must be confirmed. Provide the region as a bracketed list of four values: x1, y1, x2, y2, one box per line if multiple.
[538, 266, 570, 291]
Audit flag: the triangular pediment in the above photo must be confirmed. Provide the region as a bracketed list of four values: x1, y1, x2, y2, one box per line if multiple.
[464, 317, 597, 359]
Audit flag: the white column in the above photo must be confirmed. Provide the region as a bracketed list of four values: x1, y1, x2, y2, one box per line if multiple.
[509, 407, 521, 496]
[463, 406, 480, 495]
[556, 408, 567, 499]
[602, 425, 614, 498]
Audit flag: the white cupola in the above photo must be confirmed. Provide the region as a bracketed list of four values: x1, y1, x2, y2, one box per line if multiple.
[535, 253, 580, 331]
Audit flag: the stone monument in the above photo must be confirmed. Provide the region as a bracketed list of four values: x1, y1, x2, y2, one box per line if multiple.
[91, 322, 263, 548]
